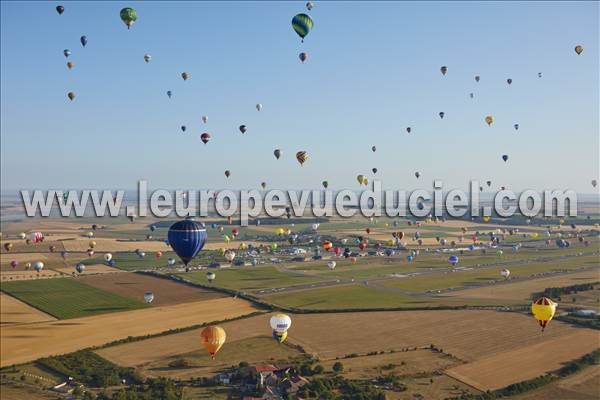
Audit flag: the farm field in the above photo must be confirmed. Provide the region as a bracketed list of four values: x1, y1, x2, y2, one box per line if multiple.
[445, 330, 600, 391]
[1, 278, 149, 319]
[510, 364, 600, 400]
[178, 266, 324, 291]
[443, 270, 600, 302]
[79, 272, 224, 305]
[0, 297, 259, 367]
[319, 348, 459, 379]
[141, 337, 307, 379]
[97, 309, 598, 389]
[0, 293, 56, 326]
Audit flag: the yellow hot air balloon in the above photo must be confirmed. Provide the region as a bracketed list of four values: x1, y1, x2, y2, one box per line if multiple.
[531, 297, 557, 331]
[574, 45, 583, 55]
[217, 247, 226, 256]
[276, 228, 285, 236]
[89, 240, 97, 248]
[273, 330, 288, 343]
[482, 216, 491, 223]
[223, 235, 231, 243]
[530, 232, 539, 239]
[485, 115, 494, 126]
[200, 325, 226, 359]
[270, 243, 278, 251]
[238, 242, 248, 250]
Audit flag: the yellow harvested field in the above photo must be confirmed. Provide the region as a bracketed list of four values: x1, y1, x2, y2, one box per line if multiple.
[98, 310, 593, 375]
[446, 330, 600, 391]
[1, 270, 64, 281]
[61, 238, 171, 252]
[0, 293, 56, 326]
[444, 270, 600, 301]
[0, 253, 49, 264]
[0, 297, 259, 367]
[53, 264, 124, 276]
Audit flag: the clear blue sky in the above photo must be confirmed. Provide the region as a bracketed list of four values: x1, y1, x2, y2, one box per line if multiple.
[1, 1, 598, 193]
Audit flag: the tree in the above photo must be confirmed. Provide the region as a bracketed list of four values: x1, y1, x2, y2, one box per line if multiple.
[332, 362, 344, 374]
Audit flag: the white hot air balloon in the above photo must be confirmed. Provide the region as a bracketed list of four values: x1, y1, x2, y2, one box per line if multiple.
[167, 257, 176, 265]
[206, 271, 216, 283]
[144, 292, 154, 303]
[501, 269, 510, 279]
[312, 223, 320, 231]
[270, 313, 292, 334]
[33, 261, 44, 272]
[104, 253, 113, 262]
[202, 116, 208, 124]
[18, 232, 26, 239]
[224, 250, 236, 262]
[256, 103, 262, 111]
[327, 261, 336, 270]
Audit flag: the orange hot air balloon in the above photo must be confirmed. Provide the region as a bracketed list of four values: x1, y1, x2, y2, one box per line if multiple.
[366, 228, 371, 234]
[200, 325, 226, 359]
[67, 61, 74, 69]
[323, 241, 333, 251]
[155, 251, 163, 259]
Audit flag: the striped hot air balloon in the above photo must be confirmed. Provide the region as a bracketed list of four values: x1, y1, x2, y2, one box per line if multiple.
[531, 297, 557, 331]
[296, 151, 308, 166]
[292, 13, 313, 42]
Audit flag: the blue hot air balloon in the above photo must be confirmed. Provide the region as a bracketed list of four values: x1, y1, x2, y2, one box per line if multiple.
[167, 90, 172, 98]
[448, 255, 459, 267]
[80, 36, 87, 47]
[406, 255, 414, 262]
[168, 219, 207, 265]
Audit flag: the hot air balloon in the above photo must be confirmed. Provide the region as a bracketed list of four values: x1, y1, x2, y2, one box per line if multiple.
[502, 154, 509, 162]
[406, 255, 414, 262]
[261, 182, 267, 189]
[538, 72, 542, 78]
[104, 253, 113, 262]
[439, 112, 445, 119]
[181, 72, 189, 81]
[80, 36, 87, 47]
[501, 269, 510, 279]
[270, 314, 292, 343]
[485, 115, 494, 126]
[29, 232, 43, 243]
[167, 91, 172, 98]
[306, 1, 314, 11]
[167, 219, 207, 265]
[202, 116, 208, 124]
[470, 92, 474, 99]
[201, 325, 226, 359]
[506, 78, 512, 85]
[33, 261, 44, 273]
[144, 291, 154, 303]
[18, 232, 26, 240]
[415, 171, 421, 179]
[256, 103, 262, 111]
[10, 261, 18, 268]
[67, 61, 74, 70]
[312, 223, 320, 231]
[239, 125, 247, 134]
[475, 75, 480, 82]
[292, 13, 313, 42]
[296, 151, 308, 166]
[440, 66, 448, 75]
[486, 181, 492, 187]
[76, 263, 85, 274]
[372, 168, 378, 174]
[167, 257, 176, 265]
[180, 125, 187, 133]
[206, 271, 216, 283]
[224, 249, 236, 262]
[299, 52, 308, 62]
[200, 133, 211, 144]
[448, 255, 458, 267]
[155, 251, 163, 259]
[531, 297, 557, 331]
[120, 7, 137, 29]
[274, 149, 281, 159]
[56, 5, 65, 14]
[406, 127, 411, 134]
[144, 54, 152, 63]
[513, 124, 519, 131]
[322, 181, 329, 189]
[323, 241, 333, 251]
[357, 175, 368, 186]
[68, 92, 76, 101]
[49, 245, 57, 253]
[225, 170, 231, 178]
[89, 240, 96, 248]
[592, 179, 597, 188]
[574, 45, 583, 55]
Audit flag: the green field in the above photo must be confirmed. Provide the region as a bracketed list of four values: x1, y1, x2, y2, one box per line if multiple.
[1, 278, 149, 319]
[263, 284, 416, 309]
[178, 266, 324, 291]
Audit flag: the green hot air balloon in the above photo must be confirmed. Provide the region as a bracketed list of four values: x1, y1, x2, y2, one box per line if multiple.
[292, 13, 313, 42]
[120, 7, 137, 29]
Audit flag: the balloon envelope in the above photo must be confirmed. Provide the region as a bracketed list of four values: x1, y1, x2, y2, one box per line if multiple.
[168, 220, 207, 265]
[201, 325, 226, 359]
